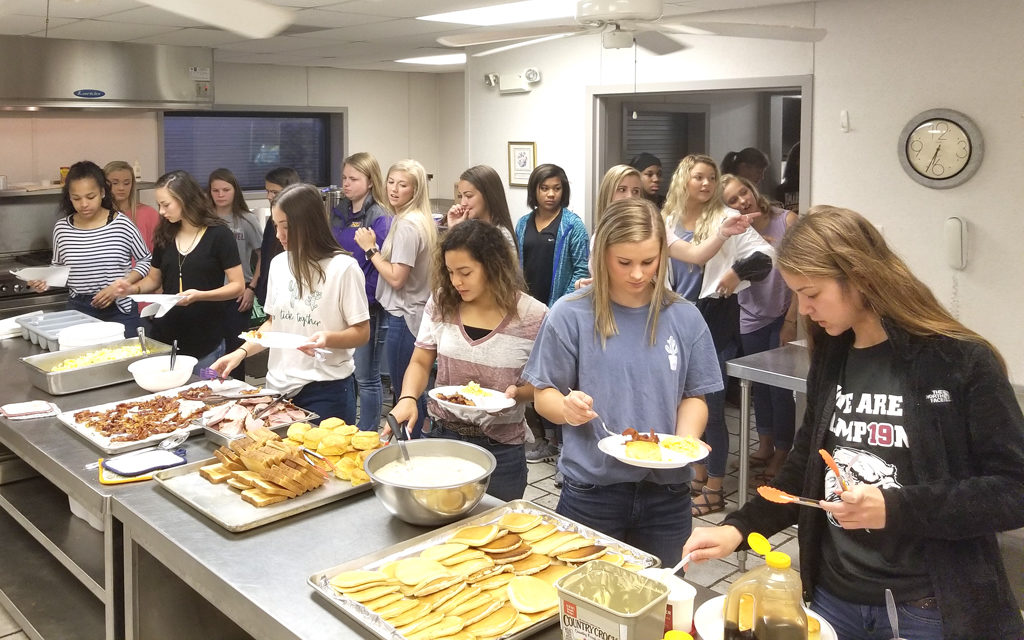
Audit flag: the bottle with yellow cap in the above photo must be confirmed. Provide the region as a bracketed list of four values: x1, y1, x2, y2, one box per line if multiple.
[662, 631, 693, 640]
[723, 533, 807, 639]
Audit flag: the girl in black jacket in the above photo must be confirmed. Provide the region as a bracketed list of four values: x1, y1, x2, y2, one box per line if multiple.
[683, 206, 1024, 640]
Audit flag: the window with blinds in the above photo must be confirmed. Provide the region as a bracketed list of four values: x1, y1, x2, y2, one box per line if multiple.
[163, 111, 333, 190]
[623, 109, 706, 194]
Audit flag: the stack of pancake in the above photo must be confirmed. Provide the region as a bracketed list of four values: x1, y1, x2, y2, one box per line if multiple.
[328, 510, 647, 639]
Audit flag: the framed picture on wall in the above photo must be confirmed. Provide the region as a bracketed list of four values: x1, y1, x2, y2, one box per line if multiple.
[507, 141, 536, 187]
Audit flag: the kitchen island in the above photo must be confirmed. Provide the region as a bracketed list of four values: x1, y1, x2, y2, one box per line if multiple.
[0, 335, 718, 639]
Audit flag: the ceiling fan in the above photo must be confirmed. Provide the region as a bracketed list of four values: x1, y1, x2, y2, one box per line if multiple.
[137, 0, 294, 40]
[437, 0, 826, 57]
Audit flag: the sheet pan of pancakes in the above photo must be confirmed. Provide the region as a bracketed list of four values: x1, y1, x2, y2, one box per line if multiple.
[309, 500, 658, 640]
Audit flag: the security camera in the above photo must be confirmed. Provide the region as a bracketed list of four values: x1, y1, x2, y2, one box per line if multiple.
[523, 67, 541, 83]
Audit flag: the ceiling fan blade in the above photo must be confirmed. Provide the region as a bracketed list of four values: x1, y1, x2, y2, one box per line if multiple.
[138, 0, 293, 40]
[437, 25, 588, 48]
[658, 20, 826, 42]
[632, 28, 688, 55]
[473, 33, 580, 57]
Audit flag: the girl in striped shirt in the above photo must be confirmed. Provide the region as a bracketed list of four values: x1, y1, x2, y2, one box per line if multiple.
[29, 160, 151, 338]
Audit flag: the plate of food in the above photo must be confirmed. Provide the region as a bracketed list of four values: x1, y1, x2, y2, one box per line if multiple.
[428, 382, 516, 413]
[239, 330, 315, 350]
[693, 595, 836, 640]
[597, 428, 708, 469]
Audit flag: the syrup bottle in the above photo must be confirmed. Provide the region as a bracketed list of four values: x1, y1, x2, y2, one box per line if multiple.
[723, 533, 807, 640]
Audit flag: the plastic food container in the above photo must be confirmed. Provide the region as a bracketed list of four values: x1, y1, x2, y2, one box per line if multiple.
[57, 321, 125, 350]
[556, 560, 669, 639]
[16, 310, 100, 351]
[20, 337, 171, 395]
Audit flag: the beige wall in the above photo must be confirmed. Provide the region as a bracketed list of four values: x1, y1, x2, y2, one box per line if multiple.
[461, 0, 1024, 381]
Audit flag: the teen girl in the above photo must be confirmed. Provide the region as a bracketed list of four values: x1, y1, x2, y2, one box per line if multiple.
[662, 154, 773, 516]
[31, 160, 151, 338]
[388, 220, 547, 501]
[113, 171, 244, 372]
[525, 198, 722, 565]
[330, 152, 393, 431]
[354, 159, 438, 437]
[104, 160, 159, 250]
[446, 165, 517, 250]
[684, 206, 1024, 640]
[722, 174, 799, 482]
[250, 167, 300, 307]
[211, 184, 369, 423]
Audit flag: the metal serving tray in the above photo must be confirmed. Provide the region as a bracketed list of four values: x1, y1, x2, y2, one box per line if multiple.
[56, 381, 253, 455]
[153, 456, 371, 532]
[195, 399, 318, 447]
[308, 500, 660, 640]
[20, 337, 171, 395]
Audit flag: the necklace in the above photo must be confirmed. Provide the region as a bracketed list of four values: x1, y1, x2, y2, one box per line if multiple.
[176, 227, 206, 292]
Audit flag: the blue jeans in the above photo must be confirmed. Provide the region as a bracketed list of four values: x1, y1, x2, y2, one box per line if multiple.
[385, 311, 428, 438]
[291, 377, 356, 426]
[702, 338, 738, 478]
[67, 295, 142, 339]
[193, 340, 226, 377]
[354, 304, 388, 431]
[740, 315, 796, 449]
[556, 477, 692, 567]
[811, 586, 943, 640]
[426, 425, 527, 502]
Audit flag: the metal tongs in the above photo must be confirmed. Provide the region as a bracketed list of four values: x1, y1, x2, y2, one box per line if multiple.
[386, 414, 412, 463]
[137, 326, 149, 354]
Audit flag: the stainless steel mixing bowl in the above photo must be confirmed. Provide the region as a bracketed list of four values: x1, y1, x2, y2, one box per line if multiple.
[363, 439, 497, 526]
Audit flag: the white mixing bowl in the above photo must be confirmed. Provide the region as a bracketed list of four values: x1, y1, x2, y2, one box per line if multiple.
[127, 355, 197, 392]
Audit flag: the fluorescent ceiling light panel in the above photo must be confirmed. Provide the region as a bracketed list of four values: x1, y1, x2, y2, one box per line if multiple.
[418, 0, 575, 26]
[395, 53, 467, 65]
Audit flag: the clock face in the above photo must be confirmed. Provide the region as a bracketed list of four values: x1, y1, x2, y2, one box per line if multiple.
[905, 118, 971, 179]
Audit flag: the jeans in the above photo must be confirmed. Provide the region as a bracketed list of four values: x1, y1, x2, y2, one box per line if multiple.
[292, 377, 357, 426]
[811, 586, 943, 640]
[354, 304, 388, 431]
[385, 311, 428, 438]
[426, 425, 527, 502]
[702, 338, 738, 478]
[740, 315, 796, 449]
[67, 295, 142, 339]
[556, 477, 692, 567]
[193, 340, 226, 377]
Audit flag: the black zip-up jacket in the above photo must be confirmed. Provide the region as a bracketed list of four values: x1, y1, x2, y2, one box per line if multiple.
[723, 320, 1024, 639]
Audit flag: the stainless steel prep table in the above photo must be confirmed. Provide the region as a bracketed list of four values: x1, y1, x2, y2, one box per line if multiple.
[725, 342, 809, 570]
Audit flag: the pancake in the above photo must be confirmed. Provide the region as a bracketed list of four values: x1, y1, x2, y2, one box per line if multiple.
[448, 524, 502, 547]
[526, 605, 560, 622]
[532, 564, 575, 586]
[465, 564, 510, 583]
[448, 592, 494, 617]
[556, 545, 606, 563]
[519, 522, 558, 543]
[464, 604, 518, 637]
[447, 556, 495, 579]
[375, 597, 419, 619]
[548, 536, 596, 556]
[346, 584, 401, 602]
[421, 543, 469, 563]
[600, 553, 625, 566]
[397, 610, 445, 636]
[435, 585, 482, 614]
[458, 598, 505, 626]
[497, 512, 543, 533]
[394, 557, 450, 586]
[440, 549, 487, 566]
[387, 601, 432, 627]
[478, 533, 522, 553]
[486, 545, 534, 564]
[415, 576, 466, 599]
[406, 615, 466, 640]
[510, 553, 551, 576]
[329, 569, 391, 590]
[529, 531, 580, 556]
[362, 591, 404, 610]
[507, 575, 559, 614]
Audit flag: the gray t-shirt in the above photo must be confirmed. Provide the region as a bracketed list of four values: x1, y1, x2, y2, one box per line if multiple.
[376, 217, 431, 335]
[224, 211, 262, 281]
[523, 291, 723, 485]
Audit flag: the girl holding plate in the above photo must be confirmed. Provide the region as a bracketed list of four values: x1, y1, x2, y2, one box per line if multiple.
[209, 184, 370, 424]
[387, 220, 547, 501]
[523, 198, 722, 566]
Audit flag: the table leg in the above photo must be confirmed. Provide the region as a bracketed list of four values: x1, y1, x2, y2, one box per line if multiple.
[737, 378, 752, 571]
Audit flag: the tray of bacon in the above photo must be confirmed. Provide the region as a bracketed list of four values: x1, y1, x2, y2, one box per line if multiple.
[308, 500, 659, 640]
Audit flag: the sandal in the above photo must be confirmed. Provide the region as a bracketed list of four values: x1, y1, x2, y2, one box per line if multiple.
[691, 486, 726, 517]
[749, 470, 775, 488]
[690, 475, 708, 497]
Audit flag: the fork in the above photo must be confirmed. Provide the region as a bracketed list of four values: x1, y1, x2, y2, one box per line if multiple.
[596, 416, 618, 438]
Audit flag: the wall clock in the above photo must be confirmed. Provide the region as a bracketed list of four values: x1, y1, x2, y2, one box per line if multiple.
[898, 109, 983, 189]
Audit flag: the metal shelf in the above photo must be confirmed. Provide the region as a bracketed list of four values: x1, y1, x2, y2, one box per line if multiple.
[0, 475, 105, 598]
[0, 507, 104, 640]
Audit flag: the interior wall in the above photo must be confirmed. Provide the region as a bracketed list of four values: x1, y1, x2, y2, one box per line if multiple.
[463, 0, 1022, 380]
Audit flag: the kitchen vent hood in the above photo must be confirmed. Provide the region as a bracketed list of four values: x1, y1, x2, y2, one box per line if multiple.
[0, 35, 214, 111]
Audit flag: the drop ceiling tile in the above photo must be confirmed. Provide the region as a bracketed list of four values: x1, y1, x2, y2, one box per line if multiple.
[292, 17, 468, 42]
[289, 8, 389, 28]
[99, 6, 207, 27]
[32, 19, 180, 41]
[213, 50, 322, 64]
[0, 14, 76, 35]
[217, 35, 331, 53]
[266, 0, 352, 7]
[1, 0, 140, 19]
[317, 0, 487, 20]
[131, 28, 249, 47]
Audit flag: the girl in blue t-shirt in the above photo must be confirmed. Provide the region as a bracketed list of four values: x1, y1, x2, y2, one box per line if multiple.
[524, 198, 722, 566]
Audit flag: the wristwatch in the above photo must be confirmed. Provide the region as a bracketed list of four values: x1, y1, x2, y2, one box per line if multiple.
[364, 248, 379, 260]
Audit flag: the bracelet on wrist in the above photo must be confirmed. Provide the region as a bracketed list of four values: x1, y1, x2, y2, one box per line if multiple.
[397, 395, 418, 403]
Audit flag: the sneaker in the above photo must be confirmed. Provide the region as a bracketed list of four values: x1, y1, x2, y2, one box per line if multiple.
[526, 440, 559, 464]
[553, 471, 563, 489]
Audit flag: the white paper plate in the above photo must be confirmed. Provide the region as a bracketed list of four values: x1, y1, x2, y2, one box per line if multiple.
[239, 331, 315, 350]
[129, 294, 186, 318]
[428, 385, 515, 413]
[596, 434, 708, 469]
[693, 595, 837, 640]
[10, 265, 70, 287]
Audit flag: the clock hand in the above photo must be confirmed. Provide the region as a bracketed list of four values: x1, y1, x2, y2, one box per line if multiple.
[925, 144, 941, 173]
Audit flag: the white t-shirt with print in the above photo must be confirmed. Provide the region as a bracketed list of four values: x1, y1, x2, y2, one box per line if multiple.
[264, 252, 370, 395]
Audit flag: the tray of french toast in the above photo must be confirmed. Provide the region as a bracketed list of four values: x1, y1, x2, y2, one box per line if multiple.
[308, 500, 658, 640]
[153, 418, 386, 532]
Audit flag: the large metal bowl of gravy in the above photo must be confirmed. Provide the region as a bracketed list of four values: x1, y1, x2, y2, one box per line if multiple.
[364, 439, 496, 526]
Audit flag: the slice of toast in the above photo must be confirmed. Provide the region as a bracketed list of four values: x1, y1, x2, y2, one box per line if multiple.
[241, 488, 287, 507]
[199, 462, 232, 484]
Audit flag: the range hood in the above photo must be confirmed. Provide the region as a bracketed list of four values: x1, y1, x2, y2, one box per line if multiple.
[0, 35, 213, 111]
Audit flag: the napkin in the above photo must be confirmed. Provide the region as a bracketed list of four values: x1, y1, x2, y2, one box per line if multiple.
[129, 294, 186, 318]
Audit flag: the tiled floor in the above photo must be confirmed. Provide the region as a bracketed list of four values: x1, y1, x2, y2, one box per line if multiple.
[0, 603, 26, 640]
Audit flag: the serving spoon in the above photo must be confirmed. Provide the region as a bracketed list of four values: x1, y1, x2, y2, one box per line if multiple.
[386, 414, 412, 464]
[85, 430, 189, 470]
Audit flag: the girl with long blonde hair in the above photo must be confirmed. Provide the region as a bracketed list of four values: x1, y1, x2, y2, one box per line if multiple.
[525, 198, 722, 566]
[330, 151, 394, 431]
[104, 160, 159, 250]
[663, 154, 774, 516]
[355, 159, 438, 437]
[685, 206, 1024, 639]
